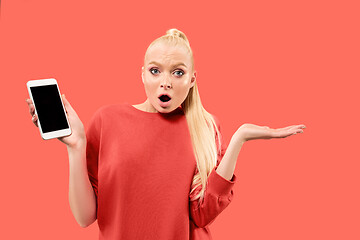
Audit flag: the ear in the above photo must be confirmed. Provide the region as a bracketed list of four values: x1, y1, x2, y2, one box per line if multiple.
[141, 66, 145, 83]
[190, 71, 197, 88]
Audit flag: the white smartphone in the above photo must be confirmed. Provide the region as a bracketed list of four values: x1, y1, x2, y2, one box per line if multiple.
[27, 78, 72, 140]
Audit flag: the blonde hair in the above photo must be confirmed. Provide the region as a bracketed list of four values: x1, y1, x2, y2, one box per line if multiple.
[145, 28, 223, 204]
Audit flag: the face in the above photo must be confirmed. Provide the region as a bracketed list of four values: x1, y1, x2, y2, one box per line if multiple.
[141, 41, 196, 113]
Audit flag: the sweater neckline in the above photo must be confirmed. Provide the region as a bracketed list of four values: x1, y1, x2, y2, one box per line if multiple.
[125, 102, 184, 117]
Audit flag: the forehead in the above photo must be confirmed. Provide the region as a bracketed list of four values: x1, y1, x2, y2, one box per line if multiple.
[145, 42, 191, 66]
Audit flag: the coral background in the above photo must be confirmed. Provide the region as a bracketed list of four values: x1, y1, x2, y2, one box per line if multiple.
[0, 0, 359, 239]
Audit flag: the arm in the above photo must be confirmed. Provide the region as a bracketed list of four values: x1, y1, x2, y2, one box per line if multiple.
[189, 117, 306, 228]
[62, 95, 98, 228]
[216, 122, 307, 180]
[26, 96, 97, 227]
[68, 142, 97, 228]
[216, 133, 244, 181]
[189, 116, 238, 228]
[69, 105, 103, 228]
[189, 166, 237, 228]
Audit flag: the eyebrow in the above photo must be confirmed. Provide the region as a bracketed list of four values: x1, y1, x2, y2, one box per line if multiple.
[148, 61, 188, 69]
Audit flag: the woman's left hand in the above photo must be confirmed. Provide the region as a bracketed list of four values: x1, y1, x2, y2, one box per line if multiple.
[235, 123, 306, 143]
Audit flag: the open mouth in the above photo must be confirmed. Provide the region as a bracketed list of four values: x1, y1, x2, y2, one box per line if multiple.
[159, 95, 171, 102]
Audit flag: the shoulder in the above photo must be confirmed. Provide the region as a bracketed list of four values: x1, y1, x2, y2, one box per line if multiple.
[88, 102, 129, 127]
[92, 102, 128, 118]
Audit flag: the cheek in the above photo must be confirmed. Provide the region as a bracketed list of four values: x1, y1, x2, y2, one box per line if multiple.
[173, 82, 191, 98]
[173, 76, 190, 86]
[177, 77, 192, 90]
[143, 78, 158, 96]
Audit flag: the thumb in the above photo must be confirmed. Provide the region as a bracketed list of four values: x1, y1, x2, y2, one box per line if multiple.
[62, 94, 74, 113]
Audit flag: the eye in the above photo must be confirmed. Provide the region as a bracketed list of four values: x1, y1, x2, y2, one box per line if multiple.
[150, 68, 160, 75]
[174, 70, 184, 77]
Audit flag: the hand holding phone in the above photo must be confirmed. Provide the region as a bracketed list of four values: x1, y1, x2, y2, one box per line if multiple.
[26, 78, 86, 146]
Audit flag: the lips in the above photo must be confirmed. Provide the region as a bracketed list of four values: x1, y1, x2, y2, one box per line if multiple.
[158, 93, 172, 108]
[158, 93, 172, 102]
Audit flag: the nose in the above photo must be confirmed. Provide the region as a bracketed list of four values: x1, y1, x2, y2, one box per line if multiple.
[160, 75, 172, 89]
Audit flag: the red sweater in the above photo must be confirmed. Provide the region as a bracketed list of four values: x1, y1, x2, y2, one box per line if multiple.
[86, 102, 237, 240]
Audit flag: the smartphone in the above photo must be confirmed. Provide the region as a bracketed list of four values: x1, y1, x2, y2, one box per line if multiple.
[27, 78, 72, 140]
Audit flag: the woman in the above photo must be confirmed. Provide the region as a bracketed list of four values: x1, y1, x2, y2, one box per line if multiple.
[26, 28, 306, 239]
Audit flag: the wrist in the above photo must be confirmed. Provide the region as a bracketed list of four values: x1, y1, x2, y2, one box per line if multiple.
[67, 138, 86, 151]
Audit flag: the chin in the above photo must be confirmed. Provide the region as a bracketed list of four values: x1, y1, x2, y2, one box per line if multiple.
[158, 105, 178, 114]
[158, 107, 173, 113]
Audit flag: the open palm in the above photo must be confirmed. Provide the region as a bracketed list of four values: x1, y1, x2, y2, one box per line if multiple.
[237, 123, 306, 142]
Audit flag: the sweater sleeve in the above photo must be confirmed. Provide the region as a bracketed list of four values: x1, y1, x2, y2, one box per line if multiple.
[189, 115, 237, 228]
[86, 108, 102, 207]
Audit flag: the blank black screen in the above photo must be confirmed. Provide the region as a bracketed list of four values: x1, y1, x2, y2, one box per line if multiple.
[30, 85, 69, 133]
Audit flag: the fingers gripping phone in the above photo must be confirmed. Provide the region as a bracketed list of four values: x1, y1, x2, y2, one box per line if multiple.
[27, 78, 72, 140]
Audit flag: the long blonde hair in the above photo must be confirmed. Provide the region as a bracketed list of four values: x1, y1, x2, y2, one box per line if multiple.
[144, 28, 223, 203]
